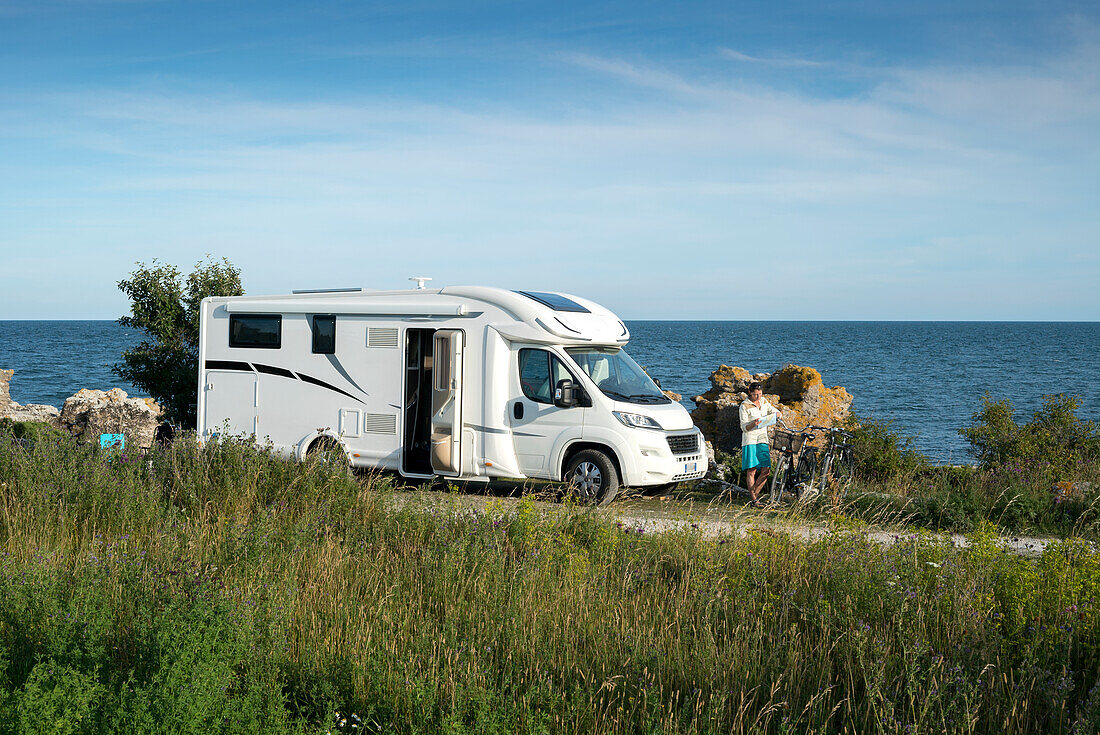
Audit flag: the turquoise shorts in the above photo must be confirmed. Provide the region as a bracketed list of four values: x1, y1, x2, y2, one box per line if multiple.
[741, 443, 771, 470]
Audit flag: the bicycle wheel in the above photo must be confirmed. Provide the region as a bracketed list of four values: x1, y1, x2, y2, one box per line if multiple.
[820, 451, 853, 503]
[769, 455, 789, 505]
[832, 448, 855, 501]
[796, 449, 818, 498]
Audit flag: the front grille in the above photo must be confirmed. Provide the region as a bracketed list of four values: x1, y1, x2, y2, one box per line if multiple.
[667, 434, 699, 456]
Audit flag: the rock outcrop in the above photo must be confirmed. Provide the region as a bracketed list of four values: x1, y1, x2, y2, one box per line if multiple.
[1, 369, 162, 448]
[692, 364, 853, 453]
[59, 389, 162, 448]
[0, 370, 61, 426]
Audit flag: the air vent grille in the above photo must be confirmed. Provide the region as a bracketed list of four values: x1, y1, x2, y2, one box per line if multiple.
[365, 413, 397, 435]
[667, 434, 699, 456]
[367, 327, 399, 348]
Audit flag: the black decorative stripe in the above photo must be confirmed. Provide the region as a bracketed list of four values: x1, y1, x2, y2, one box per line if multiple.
[205, 359, 363, 404]
[554, 317, 581, 334]
[297, 372, 363, 403]
[206, 360, 253, 372]
[254, 363, 296, 379]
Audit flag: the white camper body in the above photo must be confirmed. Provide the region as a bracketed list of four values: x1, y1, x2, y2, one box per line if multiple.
[196, 286, 705, 494]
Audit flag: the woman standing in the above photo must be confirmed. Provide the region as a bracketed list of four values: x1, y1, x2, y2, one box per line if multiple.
[739, 382, 781, 506]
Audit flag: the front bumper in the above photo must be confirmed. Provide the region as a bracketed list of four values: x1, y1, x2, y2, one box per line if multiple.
[626, 428, 707, 486]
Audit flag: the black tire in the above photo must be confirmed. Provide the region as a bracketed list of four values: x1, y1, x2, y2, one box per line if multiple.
[769, 455, 789, 505]
[308, 437, 351, 476]
[833, 449, 855, 500]
[796, 449, 818, 497]
[821, 450, 854, 502]
[564, 449, 620, 506]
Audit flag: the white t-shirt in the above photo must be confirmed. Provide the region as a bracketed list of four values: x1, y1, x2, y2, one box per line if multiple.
[739, 399, 778, 447]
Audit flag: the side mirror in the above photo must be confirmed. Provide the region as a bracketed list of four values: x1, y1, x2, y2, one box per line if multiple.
[653, 378, 662, 389]
[554, 378, 577, 408]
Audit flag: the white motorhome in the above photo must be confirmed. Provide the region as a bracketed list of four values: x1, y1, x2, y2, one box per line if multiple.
[196, 284, 705, 503]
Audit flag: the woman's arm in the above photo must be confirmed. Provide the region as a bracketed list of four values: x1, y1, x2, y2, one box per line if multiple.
[740, 401, 759, 431]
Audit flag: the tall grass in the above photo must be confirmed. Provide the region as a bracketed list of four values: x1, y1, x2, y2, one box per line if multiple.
[2, 430, 1100, 733]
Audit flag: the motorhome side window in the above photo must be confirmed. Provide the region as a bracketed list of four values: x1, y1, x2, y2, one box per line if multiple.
[229, 315, 281, 348]
[311, 315, 336, 354]
[518, 349, 572, 404]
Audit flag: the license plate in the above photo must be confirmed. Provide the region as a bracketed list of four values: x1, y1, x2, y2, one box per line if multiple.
[684, 462, 697, 473]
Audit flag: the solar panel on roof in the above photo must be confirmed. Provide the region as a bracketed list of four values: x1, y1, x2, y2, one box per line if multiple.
[514, 291, 591, 313]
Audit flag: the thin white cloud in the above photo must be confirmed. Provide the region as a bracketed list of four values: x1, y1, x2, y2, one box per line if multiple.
[720, 47, 825, 68]
[2, 34, 1099, 318]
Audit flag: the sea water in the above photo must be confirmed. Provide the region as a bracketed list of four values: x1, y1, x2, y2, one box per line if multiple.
[1, 320, 1097, 463]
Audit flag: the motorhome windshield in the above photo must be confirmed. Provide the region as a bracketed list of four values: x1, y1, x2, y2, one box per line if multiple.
[565, 347, 670, 405]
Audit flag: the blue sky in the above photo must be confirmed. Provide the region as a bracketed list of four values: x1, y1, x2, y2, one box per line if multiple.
[1, 0, 1098, 320]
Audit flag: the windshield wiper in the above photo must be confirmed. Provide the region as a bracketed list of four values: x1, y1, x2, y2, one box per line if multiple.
[600, 389, 632, 402]
[629, 394, 668, 403]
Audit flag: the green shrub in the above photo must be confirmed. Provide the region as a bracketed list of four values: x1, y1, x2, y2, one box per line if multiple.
[0, 419, 68, 447]
[960, 393, 1100, 481]
[844, 413, 927, 482]
[16, 661, 104, 735]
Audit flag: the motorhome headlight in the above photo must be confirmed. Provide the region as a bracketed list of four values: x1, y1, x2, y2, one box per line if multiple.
[613, 411, 663, 430]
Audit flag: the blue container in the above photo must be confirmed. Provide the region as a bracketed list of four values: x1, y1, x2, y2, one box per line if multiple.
[100, 433, 125, 450]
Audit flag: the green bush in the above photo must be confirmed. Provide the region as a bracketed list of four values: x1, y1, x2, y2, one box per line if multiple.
[960, 393, 1100, 481]
[0, 419, 68, 447]
[844, 413, 927, 482]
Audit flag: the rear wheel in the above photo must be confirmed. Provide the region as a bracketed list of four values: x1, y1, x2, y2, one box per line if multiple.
[308, 437, 351, 476]
[769, 455, 790, 505]
[833, 449, 855, 499]
[565, 450, 620, 506]
[821, 450, 854, 502]
[796, 449, 818, 497]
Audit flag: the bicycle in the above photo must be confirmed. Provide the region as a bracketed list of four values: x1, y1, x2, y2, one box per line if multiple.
[768, 423, 818, 504]
[809, 425, 855, 502]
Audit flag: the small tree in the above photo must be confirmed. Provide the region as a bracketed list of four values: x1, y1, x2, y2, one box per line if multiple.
[114, 258, 243, 427]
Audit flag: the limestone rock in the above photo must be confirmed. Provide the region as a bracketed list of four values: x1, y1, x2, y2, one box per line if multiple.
[59, 388, 162, 449]
[692, 364, 852, 453]
[662, 388, 683, 402]
[0, 369, 61, 427]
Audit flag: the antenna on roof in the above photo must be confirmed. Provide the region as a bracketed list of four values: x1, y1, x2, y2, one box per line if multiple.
[409, 277, 432, 290]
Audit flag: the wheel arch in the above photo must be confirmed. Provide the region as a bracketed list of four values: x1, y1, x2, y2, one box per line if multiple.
[295, 430, 348, 461]
[560, 441, 624, 485]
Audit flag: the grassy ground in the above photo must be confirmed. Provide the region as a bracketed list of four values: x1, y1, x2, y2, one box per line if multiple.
[2, 431, 1100, 734]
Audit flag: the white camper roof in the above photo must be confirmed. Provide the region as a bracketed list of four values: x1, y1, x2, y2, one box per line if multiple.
[211, 285, 630, 346]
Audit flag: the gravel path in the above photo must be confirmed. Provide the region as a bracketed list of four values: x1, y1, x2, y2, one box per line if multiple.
[389, 485, 1062, 558]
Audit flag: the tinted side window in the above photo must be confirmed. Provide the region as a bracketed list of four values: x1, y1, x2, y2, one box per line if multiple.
[229, 315, 281, 348]
[312, 315, 336, 354]
[518, 349, 551, 403]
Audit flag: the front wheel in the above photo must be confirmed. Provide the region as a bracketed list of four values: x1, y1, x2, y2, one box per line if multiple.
[769, 455, 790, 505]
[565, 450, 620, 506]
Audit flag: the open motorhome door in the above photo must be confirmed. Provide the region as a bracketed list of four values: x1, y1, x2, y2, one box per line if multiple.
[430, 329, 464, 476]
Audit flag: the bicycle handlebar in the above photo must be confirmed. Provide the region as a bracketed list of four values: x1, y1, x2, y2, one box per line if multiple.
[776, 420, 852, 439]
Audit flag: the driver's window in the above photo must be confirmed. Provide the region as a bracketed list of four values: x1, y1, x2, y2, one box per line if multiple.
[518, 349, 552, 404]
[519, 349, 574, 405]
